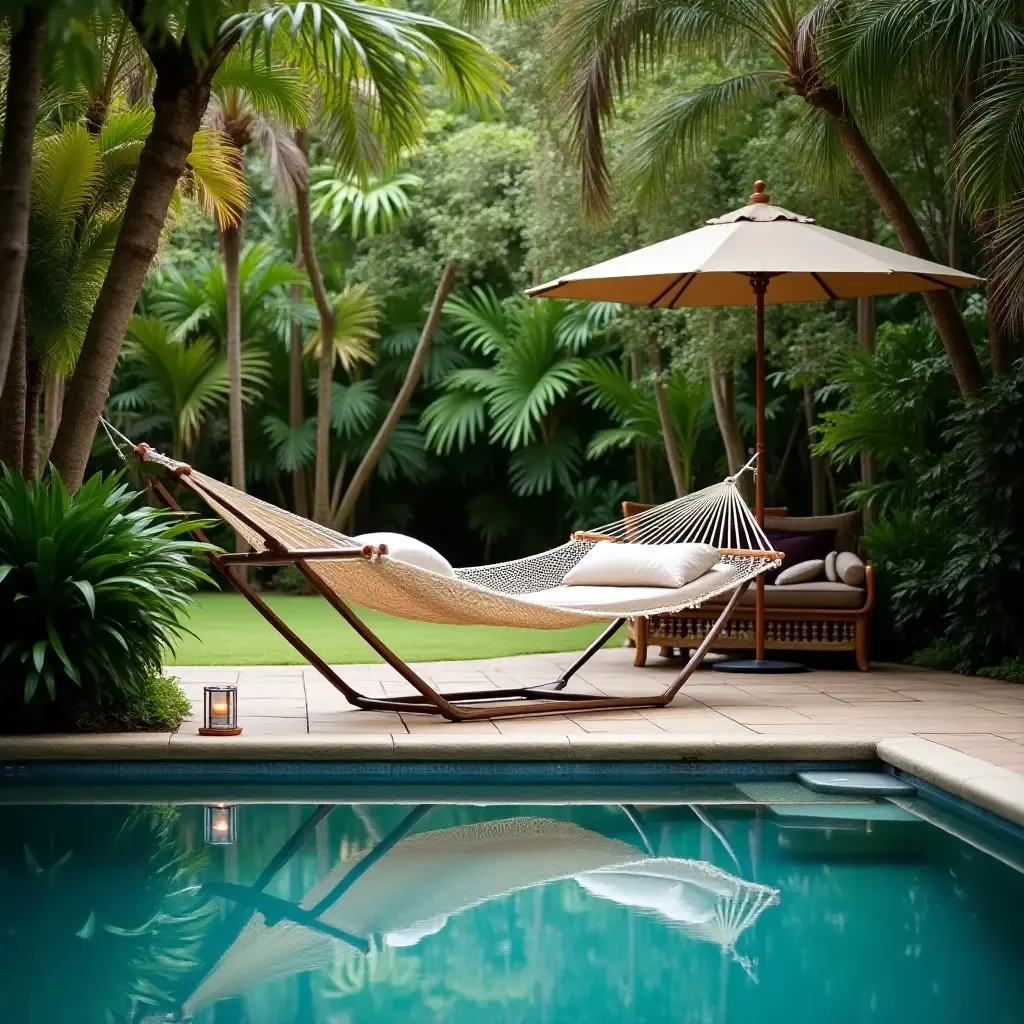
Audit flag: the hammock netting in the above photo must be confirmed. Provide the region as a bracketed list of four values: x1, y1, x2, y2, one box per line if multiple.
[127, 439, 780, 628]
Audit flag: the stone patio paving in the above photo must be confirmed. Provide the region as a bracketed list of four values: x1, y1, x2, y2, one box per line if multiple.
[172, 648, 1024, 775]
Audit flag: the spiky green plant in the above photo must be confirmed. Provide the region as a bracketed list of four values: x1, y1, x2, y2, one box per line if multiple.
[0, 469, 213, 725]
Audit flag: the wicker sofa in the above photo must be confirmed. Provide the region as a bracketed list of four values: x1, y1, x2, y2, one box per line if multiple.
[625, 503, 875, 671]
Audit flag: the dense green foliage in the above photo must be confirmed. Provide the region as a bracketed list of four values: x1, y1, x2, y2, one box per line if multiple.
[0, 470, 210, 730]
[0, 804, 211, 1022]
[4, 0, 1024, 682]
[843, 359, 1024, 672]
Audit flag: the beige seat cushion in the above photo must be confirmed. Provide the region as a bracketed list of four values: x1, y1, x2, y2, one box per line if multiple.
[529, 562, 741, 615]
[704, 581, 866, 611]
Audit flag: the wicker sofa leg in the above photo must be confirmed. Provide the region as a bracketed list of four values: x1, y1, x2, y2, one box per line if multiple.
[855, 617, 870, 671]
[633, 617, 648, 667]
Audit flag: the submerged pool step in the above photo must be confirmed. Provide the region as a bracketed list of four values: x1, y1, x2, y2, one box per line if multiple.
[795, 770, 917, 797]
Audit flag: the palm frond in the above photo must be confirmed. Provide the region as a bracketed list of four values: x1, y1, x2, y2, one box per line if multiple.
[305, 284, 380, 372]
[211, 50, 312, 126]
[262, 415, 317, 471]
[310, 166, 420, 236]
[554, 0, 743, 215]
[420, 388, 489, 453]
[32, 124, 102, 223]
[623, 69, 783, 203]
[185, 126, 250, 228]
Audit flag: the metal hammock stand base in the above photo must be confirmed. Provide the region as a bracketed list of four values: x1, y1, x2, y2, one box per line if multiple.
[144, 462, 753, 723]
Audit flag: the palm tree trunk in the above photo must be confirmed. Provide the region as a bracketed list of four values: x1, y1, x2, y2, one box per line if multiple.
[42, 372, 64, 464]
[22, 355, 43, 481]
[630, 348, 654, 503]
[708, 357, 751, 504]
[294, 129, 336, 524]
[0, 299, 27, 474]
[289, 270, 308, 517]
[220, 221, 247, 566]
[858, 202, 878, 527]
[50, 42, 227, 490]
[0, 7, 46, 400]
[647, 342, 686, 497]
[978, 211, 1014, 376]
[220, 222, 246, 492]
[822, 106, 984, 395]
[802, 383, 828, 515]
[334, 262, 457, 529]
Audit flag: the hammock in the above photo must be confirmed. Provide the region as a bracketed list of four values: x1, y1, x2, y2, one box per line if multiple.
[115, 428, 781, 720]
[183, 814, 780, 1014]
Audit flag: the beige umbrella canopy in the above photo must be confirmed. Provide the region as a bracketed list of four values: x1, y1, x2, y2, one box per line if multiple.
[527, 183, 979, 307]
[528, 181, 981, 669]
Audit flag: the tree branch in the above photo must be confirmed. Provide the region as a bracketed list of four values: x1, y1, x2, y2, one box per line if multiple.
[333, 261, 457, 529]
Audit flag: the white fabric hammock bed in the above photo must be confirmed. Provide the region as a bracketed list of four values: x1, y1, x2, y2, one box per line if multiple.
[124, 433, 781, 721]
[181, 808, 780, 1016]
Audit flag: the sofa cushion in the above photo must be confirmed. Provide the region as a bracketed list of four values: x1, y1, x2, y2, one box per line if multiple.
[764, 510, 861, 552]
[764, 531, 834, 584]
[776, 558, 825, 585]
[836, 550, 866, 586]
[705, 581, 866, 611]
[824, 550, 839, 582]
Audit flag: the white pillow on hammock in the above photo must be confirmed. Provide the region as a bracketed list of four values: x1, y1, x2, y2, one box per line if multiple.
[563, 541, 719, 589]
[353, 532, 455, 578]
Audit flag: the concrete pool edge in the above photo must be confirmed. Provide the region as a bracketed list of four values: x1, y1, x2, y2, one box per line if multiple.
[2, 732, 1023, 828]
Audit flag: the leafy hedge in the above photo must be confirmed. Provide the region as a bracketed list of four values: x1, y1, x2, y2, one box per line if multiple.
[865, 357, 1024, 672]
[0, 469, 211, 731]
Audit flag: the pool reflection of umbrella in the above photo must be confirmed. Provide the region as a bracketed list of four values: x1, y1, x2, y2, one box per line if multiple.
[527, 182, 981, 672]
[182, 812, 779, 1015]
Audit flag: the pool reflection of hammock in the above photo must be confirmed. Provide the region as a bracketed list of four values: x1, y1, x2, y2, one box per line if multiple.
[184, 816, 779, 1014]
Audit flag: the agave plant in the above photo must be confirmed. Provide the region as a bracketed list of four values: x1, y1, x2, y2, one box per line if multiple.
[0, 469, 212, 725]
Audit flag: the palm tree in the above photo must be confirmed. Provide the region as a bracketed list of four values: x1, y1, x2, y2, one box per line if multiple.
[422, 288, 616, 497]
[205, 52, 310, 505]
[49, 0, 506, 490]
[110, 315, 270, 461]
[299, 163, 421, 522]
[825, 0, 1024, 376]
[0, 5, 46, 400]
[464, 0, 984, 396]
[0, 107, 244, 478]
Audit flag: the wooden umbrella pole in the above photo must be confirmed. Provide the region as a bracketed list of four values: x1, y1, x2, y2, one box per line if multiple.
[752, 274, 770, 662]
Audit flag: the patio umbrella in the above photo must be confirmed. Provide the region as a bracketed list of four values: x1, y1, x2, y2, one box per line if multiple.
[526, 181, 981, 671]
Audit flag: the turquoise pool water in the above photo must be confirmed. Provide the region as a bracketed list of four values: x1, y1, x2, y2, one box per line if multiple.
[1, 785, 1022, 1023]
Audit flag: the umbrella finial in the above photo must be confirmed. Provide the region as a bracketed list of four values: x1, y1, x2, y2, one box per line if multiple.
[750, 181, 770, 204]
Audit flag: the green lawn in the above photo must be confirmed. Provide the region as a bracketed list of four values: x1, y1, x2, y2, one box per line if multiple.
[169, 593, 607, 665]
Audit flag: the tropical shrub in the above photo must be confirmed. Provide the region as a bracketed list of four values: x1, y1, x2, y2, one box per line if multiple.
[865, 358, 1024, 670]
[0, 469, 212, 731]
[70, 668, 192, 733]
[0, 804, 212, 1022]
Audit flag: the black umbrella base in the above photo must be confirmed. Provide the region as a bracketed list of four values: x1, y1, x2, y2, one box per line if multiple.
[712, 658, 809, 674]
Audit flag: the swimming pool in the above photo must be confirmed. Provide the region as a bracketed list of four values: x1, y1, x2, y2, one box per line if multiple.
[2, 776, 1022, 1023]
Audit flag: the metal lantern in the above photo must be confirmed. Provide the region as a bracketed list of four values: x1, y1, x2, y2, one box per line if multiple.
[204, 804, 237, 845]
[200, 685, 241, 735]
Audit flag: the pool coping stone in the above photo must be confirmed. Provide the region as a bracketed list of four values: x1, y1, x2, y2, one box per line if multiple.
[3, 732, 1023, 828]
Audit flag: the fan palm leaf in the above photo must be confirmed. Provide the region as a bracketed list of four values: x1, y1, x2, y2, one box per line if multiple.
[304, 284, 380, 372]
[115, 316, 271, 458]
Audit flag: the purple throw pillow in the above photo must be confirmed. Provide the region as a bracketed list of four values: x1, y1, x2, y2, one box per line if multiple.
[764, 531, 835, 584]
